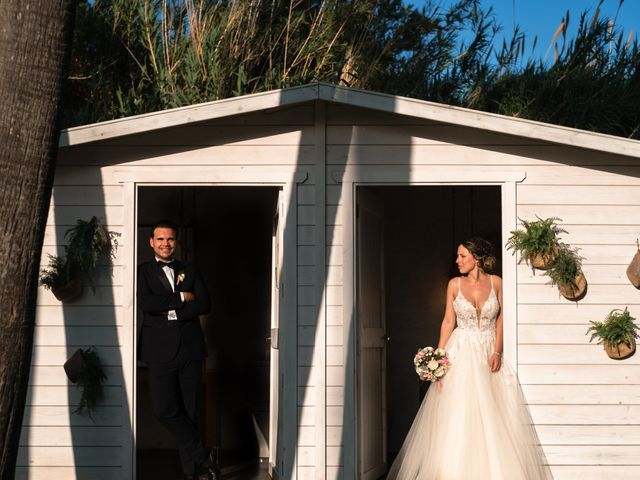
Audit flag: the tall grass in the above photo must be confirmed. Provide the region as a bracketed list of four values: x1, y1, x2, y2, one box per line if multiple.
[63, 0, 640, 139]
[472, 5, 640, 139]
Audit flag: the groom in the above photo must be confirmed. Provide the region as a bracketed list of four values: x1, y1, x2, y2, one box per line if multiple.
[137, 220, 218, 480]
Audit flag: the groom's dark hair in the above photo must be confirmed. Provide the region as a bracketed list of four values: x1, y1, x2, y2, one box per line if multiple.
[150, 220, 178, 238]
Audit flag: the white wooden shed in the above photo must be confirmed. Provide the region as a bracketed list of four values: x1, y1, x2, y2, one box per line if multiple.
[21, 83, 640, 480]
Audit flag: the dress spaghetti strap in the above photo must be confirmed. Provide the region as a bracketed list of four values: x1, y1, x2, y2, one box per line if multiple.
[458, 276, 461, 296]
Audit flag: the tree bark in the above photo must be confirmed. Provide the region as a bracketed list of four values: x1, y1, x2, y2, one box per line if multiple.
[0, 1, 76, 478]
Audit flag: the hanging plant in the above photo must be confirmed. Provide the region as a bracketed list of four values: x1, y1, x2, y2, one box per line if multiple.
[545, 245, 587, 300]
[39, 254, 82, 302]
[64, 347, 108, 419]
[40, 216, 119, 301]
[627, 239, 640, 288]
[587, 308, 638, 360]
[506, 216, 565, 269]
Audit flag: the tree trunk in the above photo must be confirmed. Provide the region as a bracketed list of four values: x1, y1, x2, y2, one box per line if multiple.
[0, 2, 76, 478]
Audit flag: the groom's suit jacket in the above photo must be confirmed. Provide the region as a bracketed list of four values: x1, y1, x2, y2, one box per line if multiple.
[137, 259, 211, 363]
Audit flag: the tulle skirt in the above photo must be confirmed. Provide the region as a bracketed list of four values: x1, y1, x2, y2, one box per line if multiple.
[387, 327, 553, 480]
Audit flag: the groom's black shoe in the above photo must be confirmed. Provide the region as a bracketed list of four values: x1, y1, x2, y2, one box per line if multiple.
[198, 465, 220, 480]
[198, 450, 221, 480]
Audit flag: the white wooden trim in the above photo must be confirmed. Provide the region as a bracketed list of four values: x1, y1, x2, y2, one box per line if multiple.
[59, 85, 318, 147]
[313, 102, 327, 480]
[60, 83, 640, 159]
[501, 181, 519, 371]
[119, 179, 299, 480]
[318, 84, 640, 158]
[341, 172, 524, 479]
[114, 168, 309, 184]
[280, 181, 299, 479]
[122, 182, 136, 480]
[341, 181, 357, 480]
[331, 168, 527, 184]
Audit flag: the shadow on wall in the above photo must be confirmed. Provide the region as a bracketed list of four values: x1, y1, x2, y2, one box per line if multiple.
[23, 176, 131, 479]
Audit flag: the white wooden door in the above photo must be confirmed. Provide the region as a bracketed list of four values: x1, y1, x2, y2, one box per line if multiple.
[269, 188, 284, 476]
[357, 188, 387, 480]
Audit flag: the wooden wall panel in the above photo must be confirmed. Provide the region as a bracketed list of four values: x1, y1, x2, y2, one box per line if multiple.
[29, 99, 640, 477]
[15, 466, 122, 480]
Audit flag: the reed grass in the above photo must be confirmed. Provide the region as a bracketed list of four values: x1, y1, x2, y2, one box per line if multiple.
[63, 0, 640, 140]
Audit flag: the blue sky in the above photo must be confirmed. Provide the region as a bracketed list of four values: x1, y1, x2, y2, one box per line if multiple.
[407, 0, 639, 62]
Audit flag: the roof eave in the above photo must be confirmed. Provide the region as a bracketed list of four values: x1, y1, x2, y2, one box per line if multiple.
[318, 84, 640, 158]
[59, 82, 640, 158]
[58, 83, 320, 147]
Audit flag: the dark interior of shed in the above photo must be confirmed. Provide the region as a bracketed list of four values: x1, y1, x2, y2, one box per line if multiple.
[356, 185, 502, 465]
[136, 186, 278, 480]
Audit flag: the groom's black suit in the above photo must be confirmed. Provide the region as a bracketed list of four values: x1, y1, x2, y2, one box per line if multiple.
[138, 259, 209, 362]
[137, 259, 211, 476]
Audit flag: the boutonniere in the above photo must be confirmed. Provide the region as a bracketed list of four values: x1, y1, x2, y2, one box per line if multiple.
[176, 271, 185, 285]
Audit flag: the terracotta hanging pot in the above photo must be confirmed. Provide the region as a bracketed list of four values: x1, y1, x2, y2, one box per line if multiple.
[558, 272, 587, 300]
[604, 338, 636, 360]
[627, 243, 640, 288]
[529, 243, 558, 270]
[63, 348, 85, 383]
[52, 277, 82, 302]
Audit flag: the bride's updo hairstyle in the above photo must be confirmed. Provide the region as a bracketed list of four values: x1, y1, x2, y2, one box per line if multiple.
[462, 237, 496, 272]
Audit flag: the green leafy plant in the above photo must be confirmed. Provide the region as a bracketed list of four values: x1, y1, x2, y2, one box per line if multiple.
[545, 245, 584, 291]
[506, 216, 565, 267]
[587, 308, 639, 349]
[39, 254, 75, 290]
[64, 217, 119, 291]
[40, 217, 119, 298]
[72, 348, 108, 419]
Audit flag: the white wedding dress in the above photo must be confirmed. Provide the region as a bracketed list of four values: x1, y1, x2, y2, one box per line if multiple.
[387, 276, 553, 480]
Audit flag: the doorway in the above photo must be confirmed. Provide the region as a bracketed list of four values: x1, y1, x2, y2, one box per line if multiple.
[355, 185, 502, 479]
[135, 186, 280, 480]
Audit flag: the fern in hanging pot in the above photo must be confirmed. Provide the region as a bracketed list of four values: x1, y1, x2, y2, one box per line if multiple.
[545, 245, 587, 300]
[64, 347, 108, 419]
[64, 216, 119, 292]
[40, 217, 119, 301]
[587, 308, 638, 360]
[39, 254, 82, 302]
[506, 216, 565, 270]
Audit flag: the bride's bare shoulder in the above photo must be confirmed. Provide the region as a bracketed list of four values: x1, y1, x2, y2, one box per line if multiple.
[491, 275, 503, 287]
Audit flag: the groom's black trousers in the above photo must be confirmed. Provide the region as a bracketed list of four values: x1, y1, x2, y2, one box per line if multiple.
[147, 340, 207, 474]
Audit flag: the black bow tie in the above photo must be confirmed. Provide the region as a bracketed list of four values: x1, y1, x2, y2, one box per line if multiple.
[157, 260, 176, 269]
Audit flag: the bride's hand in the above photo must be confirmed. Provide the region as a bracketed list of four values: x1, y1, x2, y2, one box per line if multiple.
[489, 352, 502, 372]
[435, 379, 443, 392]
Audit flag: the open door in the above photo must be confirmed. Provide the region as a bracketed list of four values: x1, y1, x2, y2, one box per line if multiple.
[269, 187, 284, 477]
[357, 188, 387, 480]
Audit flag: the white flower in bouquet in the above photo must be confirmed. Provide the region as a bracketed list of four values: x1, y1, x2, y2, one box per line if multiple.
[414, 346, 450, 383]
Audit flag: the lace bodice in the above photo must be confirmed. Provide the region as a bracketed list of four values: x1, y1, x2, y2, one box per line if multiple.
[453, 276, 499, 332]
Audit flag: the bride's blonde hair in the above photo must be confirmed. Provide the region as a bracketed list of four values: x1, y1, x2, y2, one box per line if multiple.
[462, 237, 496, 272]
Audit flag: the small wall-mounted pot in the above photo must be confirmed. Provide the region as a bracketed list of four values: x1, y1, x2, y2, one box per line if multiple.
[64, 348, 85, 383]
[627, 246, 640, 288]
[52, 277, 82, 302]
[558, 272, 587, 301]
[529, 243, 558, 270]
[604, 338, 636, 360]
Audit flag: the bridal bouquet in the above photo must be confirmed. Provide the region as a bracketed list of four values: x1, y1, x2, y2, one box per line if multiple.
[414, 346, 450, 382]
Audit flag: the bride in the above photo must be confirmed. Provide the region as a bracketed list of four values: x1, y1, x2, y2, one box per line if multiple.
[387, 237, 553, 480]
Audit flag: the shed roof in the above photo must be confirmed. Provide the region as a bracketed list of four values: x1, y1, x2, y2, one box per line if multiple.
[59, 83, 640, 158]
